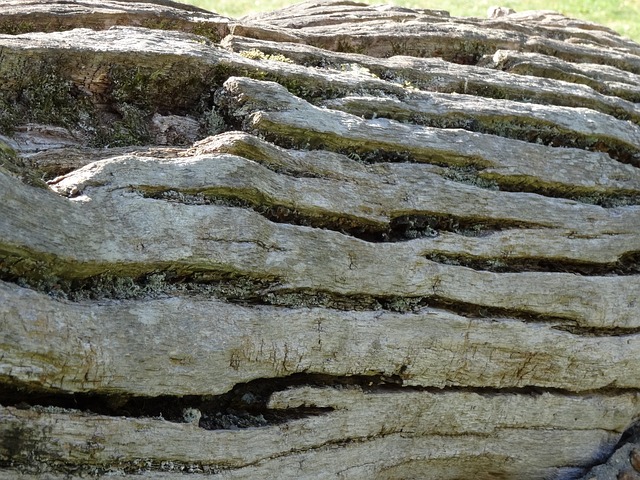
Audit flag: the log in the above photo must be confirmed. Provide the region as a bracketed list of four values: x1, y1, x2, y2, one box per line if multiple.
[1, 1, 640, 479]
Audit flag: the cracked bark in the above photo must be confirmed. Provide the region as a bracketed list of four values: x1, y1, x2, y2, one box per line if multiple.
[1, 0, 640, 479]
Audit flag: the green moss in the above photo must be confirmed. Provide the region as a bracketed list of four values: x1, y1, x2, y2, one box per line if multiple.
[0, 140, 48, 189]
[99, 63, 219, 146]
[0, 62, 91, 135]
[0, 50, 213, 149]
[138, 18, 222, 42]
[201, 108, 227, 136]
[0, 141, 22, 177]
[91, 65, 197, 146]
[140, 18, 182, 31]
[0, 99, 18, 134]
[0, 20, 37, 35]
[390, 40, 409, 56]
[109, 66, 156, 109]
[191, 23, 222, 43]
[335, 39, 365, 54]
[92, 104, 151, 148]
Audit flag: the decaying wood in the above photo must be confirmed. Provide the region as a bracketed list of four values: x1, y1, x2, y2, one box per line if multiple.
[0, 0, 230, 38]
[220, 35, 640, 123]
[1, 0, 640, 479]
[478, 50, 640, 103]
[4, 278, 640, 395]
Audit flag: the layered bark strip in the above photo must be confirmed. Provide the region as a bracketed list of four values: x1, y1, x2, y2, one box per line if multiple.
[1, 0, 640, 479]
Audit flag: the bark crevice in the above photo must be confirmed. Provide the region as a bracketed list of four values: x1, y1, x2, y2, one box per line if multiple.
[2, 1, 640, 478]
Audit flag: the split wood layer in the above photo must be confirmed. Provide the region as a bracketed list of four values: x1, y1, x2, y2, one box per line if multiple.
[1, 1, 640, 479]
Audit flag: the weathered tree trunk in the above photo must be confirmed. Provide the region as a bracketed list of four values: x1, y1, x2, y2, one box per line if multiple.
[1, 1, 640, 478]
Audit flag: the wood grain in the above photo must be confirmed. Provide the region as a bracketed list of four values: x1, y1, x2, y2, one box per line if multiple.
[1, 1, 639, 478]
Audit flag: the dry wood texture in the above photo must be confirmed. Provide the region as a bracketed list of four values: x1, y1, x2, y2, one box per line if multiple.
[1, 1, 640, 479]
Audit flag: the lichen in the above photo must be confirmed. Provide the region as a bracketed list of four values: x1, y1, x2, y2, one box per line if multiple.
[201, 108, 227, 136]
[443, 166, 500, 190]
[240, 49, 294, 64]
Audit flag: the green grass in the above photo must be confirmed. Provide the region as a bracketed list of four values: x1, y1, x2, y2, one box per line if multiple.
[178, 0, 640, 43]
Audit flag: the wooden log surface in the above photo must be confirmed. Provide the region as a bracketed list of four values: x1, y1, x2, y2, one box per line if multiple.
[1, 1, 640, 479]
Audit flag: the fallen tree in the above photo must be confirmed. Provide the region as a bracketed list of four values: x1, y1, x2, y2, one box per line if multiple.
[1, 0, 640, 478]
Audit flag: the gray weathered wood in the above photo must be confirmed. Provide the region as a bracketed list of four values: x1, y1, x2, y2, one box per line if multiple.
[4, 279, 640, 395]
[1, 1, 640, 479]
[478, 49, 640, 103]
[220, 34, 640, 123]
[3, 169, 640, 329]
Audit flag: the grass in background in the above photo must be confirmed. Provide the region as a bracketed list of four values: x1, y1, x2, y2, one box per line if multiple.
[178, 0, 640, 42]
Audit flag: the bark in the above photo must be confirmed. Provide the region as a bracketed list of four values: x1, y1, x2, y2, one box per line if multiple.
[1, 1, 640, 479]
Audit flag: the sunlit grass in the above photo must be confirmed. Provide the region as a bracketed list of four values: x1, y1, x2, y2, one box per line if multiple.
[178, 0, 640, 42]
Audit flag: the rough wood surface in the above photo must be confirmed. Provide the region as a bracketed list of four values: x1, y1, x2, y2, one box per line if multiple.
[1, 1, 640, 479]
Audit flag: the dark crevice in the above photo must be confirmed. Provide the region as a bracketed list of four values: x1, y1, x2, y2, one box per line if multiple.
[0, 261, 280, 303]
[0, 374, 407, 430]
[3, 374, 640, 426]
[423, 251, 640, 276]
[3, 374, 635, 476]
[142, 189, 544, 242]
[553, 324, 640, 337]
[260, 288, 575, 325]
[487, 176, 640, 208]
[345, 109, 640, 168]
[0, 378, 328, 430]
[0, 256, 634, 334]
[614, 420, 640, 448]
[264, 289, 640, 337]
[234, 130, 640, 208]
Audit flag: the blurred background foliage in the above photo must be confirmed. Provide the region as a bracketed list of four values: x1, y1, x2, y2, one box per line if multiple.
[179, 0, 640, 42]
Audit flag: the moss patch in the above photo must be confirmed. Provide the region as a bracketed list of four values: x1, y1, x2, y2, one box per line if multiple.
[0, 61, 91, 135]
[0, 141, 48, 188]
[0, 20, 37, 35]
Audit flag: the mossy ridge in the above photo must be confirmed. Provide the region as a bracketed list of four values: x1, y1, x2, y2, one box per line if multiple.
[238, 117, 640, 207]
[501, 62, 640, 103]
[377, 70, 639, 124]
[478, 171, 640, 208]
[142, 188, 539, 242]
[0, 8, 227, 41]
[142, 188, 388, 241]
[215, 64, 369, 105]
[241, 115, 486, 168]
[366, 109, 640, 167]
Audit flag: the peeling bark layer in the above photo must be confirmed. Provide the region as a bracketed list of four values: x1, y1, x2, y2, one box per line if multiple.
[1, 1, 640, 479]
